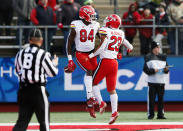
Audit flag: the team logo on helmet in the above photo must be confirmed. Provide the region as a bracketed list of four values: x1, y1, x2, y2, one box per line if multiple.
[79, 5, 96, 22]
[83, 8, 92, 13]
[104, 14, 121, 29]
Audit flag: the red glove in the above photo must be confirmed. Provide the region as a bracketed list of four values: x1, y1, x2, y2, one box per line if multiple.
[57, 23, 63, 29]
[127, 49, 132, 53]
[117, 53, 122, 60]
[64, 60, 76, 73]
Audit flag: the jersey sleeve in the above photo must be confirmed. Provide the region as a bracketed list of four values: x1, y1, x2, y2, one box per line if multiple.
[70, 21, 77, 29]
[42, 52, 58, 77]
[99, 27, 107, 35]
[15, 51, 21, 74]
[120, 30, 126, 44]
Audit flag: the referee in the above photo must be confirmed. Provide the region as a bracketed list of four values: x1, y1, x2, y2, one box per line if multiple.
[143, 41, 169, 120]
[13, 29, 58, 131]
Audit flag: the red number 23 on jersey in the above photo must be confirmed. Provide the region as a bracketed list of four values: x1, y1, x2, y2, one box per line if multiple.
[108, 36, 122, 52]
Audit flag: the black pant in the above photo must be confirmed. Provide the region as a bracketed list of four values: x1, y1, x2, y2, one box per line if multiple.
[147, 83, 165, 117]
[13, 84, 50, 131]
[0, 9, 13, 36]
[126, 36, 134, 44]
[139, 35, 152, 55]
[41, 28, 56, 53]
[16, 19, 31, 45]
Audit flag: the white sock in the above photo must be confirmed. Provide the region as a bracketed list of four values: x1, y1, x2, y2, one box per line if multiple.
[84, 74, 93, 99]
[93, 85, 103, 105]
[110, 93, 118, 114]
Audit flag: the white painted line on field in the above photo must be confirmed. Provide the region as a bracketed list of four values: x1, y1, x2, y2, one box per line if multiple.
[0, 122, 183, 126]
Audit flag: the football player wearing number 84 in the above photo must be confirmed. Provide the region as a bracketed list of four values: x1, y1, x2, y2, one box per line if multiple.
[89, 14, 133, 124]
[64, 5, 100, 118]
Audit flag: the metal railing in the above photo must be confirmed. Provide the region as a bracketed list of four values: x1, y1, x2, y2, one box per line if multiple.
[0, 25, 68, 51]
[122, 17, 183, 55]
[0, 22, 183, 55]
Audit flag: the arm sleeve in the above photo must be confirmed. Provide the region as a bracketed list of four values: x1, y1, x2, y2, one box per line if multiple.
[15, 50, 24, 75]
[134, 12, 141, 24]
[93, 36, 107, 57]
[143, 57, 156, 75]
[164, 14, 170, 25]
[30, 8, 39, 25]
[164, 57, 169, 73]
[89, 27, 107, 58]
[48, 0, 56, 11]
[56, 7, 63, 23]
[53, 11, 57, 24]
[42, 52, 58, 77]
[122, 13, 127, 25]
[164, 61, 169, 74]
[15, 52, 20, 74]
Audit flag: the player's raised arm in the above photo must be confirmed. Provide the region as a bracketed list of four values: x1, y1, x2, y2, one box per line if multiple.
[89, 33, 107, 58]
[66, 28, 76, 57]
[122, 39, 133, 53]
[65, 25, 77, 73]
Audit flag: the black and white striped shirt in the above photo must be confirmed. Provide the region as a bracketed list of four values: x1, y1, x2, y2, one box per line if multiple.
[15, 44, 58, 84]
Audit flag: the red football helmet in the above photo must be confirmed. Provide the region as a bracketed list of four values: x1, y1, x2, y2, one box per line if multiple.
[79, 5, 96, 22]
[103, 14, 121, 29]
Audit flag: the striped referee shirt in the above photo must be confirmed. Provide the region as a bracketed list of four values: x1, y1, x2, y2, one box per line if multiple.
[15, 44, 58, 84]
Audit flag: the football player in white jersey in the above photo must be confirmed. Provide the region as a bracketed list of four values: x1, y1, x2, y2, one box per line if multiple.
[88, 14, 133, 124]
[64, 5, 100, 118]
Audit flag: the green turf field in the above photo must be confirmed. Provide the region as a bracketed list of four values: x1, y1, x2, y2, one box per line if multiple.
[0, 112, 182, 123]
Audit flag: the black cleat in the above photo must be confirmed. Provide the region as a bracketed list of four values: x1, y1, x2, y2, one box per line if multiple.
[148, 115, 154, 119]
[157, 116, 166, 119]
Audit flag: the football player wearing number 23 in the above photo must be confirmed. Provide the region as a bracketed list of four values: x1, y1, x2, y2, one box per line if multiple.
[89, 14, 133, 124]
[65, 5, 100, 118]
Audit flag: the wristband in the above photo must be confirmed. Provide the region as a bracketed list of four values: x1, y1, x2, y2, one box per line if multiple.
[89, 53, 95, 58]
[68, 55, 72, 60]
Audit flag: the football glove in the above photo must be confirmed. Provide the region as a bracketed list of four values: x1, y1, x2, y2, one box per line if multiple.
[117, 53, 122, 60]
[64, 60, 76, 73]
[127, 49, 132, 53]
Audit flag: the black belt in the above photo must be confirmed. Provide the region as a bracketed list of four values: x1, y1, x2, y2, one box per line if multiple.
[20, 82, 46, 88]
[148, 82, 165, 87]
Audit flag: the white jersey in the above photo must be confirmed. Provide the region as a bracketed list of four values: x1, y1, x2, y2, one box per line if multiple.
[70, 20, 100, 52]
[98, 27, 125, 59]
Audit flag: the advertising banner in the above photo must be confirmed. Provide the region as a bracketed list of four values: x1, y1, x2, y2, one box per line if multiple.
[0, 57, 182, 102]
